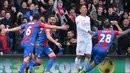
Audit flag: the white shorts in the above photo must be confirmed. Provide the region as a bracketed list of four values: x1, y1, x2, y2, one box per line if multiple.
[76, 41, 92, 55]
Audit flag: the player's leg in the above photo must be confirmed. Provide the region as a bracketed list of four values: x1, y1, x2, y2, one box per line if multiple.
[25, 45, 43, 73]
[83, 42, 92, 71]
[18, 44, 33, 73]
[45, 46, 56, 73]
[86, 48, 107, 72]
[27, 53, 35, 73]
[75, 41, 84, 71]
[30, 45, 44, 67]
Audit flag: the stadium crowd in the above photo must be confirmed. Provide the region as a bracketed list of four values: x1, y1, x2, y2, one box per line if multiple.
[0, 0, 130, 55]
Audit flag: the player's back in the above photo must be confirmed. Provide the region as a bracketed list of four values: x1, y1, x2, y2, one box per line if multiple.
[22, 21, 40, 44]
[36, 28, 47, 46]
[95, 29, 117, 50]
[36, 28, 52, 46]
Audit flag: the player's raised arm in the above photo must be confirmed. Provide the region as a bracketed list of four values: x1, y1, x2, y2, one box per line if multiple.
[112, 21, 124, 35]
[7, 23, 26, 32]
[39, 22, 69, 30]
[45, 29, 62, 49]
[7, 26, 21, 32]
[45, 24, 69, 30]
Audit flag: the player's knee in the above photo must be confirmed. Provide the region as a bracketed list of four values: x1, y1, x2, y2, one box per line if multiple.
[23, 56, 30, 63]
[23, 61, 28, 65]
[49, 55, 56, 59]
[86, 54, 91, 59]
[36, 61, 42, 66]
[93, 59, 99, 65]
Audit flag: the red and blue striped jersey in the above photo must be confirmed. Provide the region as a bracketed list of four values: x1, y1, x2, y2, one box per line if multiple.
[93, 29, 120, 50]
[20, 21, 45, 44]
[36, 28, 52, 46]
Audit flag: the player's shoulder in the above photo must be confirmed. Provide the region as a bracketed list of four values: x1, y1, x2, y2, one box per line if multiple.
[28, 21, 35, 24]
[85, 15, 90, 19]
[76, 15, 81, 20]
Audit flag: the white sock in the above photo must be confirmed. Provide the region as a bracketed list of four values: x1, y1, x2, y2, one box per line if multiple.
[83, 58, 90, 70]
[75, 57, 81, 70]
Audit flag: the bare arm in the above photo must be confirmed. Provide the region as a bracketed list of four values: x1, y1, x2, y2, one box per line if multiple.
[8, 27, 21, 32]
[44, 24, 69, 30]
[46, 29, 62, 49]
[113, 21, 124, 35]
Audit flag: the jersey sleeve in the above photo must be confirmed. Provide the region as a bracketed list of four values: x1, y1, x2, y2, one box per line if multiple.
[20, 24, 26, 29]
[38, 22, 45, 28]
[44, 29, 51, 33]
[93, 31, 98, 37]
[114, 30, 120, 35]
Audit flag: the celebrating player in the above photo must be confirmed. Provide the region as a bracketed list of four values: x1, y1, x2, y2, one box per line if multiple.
[85, 20, 124, 72]
[27, 15, 63, 73]
[75, 5, 92, 72]
[5, 14, 69, 73]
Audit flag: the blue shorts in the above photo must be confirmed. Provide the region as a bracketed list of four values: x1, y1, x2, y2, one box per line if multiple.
[21, 43, 34, 58]
[35, 45, 53, 59]
[91, 46, 107, 64]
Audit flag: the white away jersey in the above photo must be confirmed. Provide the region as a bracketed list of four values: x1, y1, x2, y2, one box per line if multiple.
[76, 15, 91, 42]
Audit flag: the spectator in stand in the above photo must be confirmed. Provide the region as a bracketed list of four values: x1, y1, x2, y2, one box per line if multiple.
[0, 24, 10, 54]
[97, 6, 105, 23]
[35, 4, 39, 11]
[118, 19, 130, 55]
[11, 6, 17, 26]
[25, 3, 39, 21]
[120, 12, 129, 23]
[93, 0, 99, 8]
[64, 30, 76, 54]
[38, 0, 54, 17]
[106, 7, 119, 21]
[2, 0, 11, 12]
[68, 8, 77, 32]
[128, 16, 130, 21]
[20, 2, 28, 15]
[113, 0, 124, 11]
[0, 9, 6, 20]
[0, 12, 13, 28]
[90, 11, 101, 31]
[53, 0, 73, 45]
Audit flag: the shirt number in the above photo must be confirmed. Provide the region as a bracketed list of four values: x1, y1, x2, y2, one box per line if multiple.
[26, 26, 32, 36]
[99, 34, 111, 43]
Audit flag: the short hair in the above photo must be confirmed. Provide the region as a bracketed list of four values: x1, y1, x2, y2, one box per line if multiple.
[68, 30, 74, 34]
[79, 4, 86, 10]
[48, 15, 55, 19]
[103, 21, 111, 28]
[33, 14, 41, 20]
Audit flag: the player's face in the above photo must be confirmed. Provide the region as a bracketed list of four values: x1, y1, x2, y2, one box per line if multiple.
[48, 17, 56, 25]
[80, 5, 87, 14]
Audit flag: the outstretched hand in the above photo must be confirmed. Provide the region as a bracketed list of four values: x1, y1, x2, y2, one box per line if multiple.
[56, 42, 62, 49]
[61, 25, 69, 30]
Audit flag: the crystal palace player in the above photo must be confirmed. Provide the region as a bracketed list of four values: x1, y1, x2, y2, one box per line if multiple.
[27, 15, 62, 73]
[6, 14, 69, 73]
[84, 20, 124, 72]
